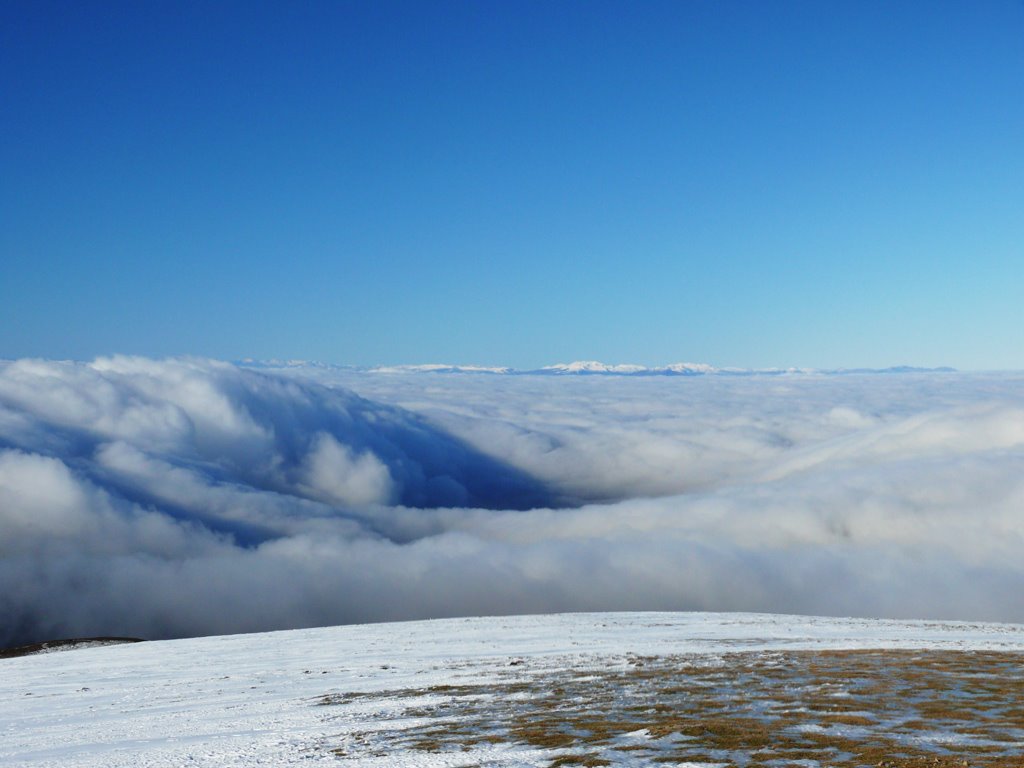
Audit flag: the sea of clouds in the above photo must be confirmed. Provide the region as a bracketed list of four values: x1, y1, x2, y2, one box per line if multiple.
[2, 356, 1023, 646]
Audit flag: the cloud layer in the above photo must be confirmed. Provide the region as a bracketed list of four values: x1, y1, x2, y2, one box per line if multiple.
[2, 357, 1024, 646]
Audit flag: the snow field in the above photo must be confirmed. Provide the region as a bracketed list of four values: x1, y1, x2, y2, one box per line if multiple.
[3, 613, 1024, 766]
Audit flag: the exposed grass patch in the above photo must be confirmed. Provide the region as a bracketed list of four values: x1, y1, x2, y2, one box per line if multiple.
[0, 637, 144, 659]
[322, 649, 1024, 766]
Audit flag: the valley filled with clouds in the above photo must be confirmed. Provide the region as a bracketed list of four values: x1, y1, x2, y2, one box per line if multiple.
[2, 356, 1023, 646]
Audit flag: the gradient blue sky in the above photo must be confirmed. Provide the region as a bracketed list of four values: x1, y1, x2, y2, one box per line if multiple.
[2, 1, 1022, 369]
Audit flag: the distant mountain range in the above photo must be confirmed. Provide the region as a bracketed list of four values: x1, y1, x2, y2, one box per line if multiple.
[241, 359, 957, 377]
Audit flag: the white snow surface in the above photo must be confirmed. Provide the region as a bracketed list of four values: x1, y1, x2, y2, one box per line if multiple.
[255, 360, 954, 376]
[3, 611, 1024, 767]
[369, 364, 513, 374]
[540, 361, 650, 374]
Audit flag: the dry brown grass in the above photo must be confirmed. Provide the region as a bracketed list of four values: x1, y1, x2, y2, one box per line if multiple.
[322, 649, 1024, 767]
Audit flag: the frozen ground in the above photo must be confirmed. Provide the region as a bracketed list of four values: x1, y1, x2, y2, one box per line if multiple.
[2, 612, 1024, 767]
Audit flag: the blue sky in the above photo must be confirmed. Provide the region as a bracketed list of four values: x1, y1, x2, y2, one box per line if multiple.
[2, 0, 1022, 369]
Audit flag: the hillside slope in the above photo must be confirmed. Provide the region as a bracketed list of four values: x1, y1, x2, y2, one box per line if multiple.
[3, 612, 1024, 767]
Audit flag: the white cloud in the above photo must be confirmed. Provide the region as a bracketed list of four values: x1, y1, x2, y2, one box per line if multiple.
[2, 358, 1024, 646]
[299, 432, 395, 507]
[0, 450, 97, 545]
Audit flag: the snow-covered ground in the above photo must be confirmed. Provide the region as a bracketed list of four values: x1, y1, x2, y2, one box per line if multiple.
[3, 612, 1024, 767]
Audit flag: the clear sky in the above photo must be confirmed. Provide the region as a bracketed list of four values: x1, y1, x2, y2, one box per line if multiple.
[2, 0, 1022, 369]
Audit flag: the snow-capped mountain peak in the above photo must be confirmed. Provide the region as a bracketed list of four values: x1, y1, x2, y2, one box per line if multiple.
[369, 363, 512, 374]
[241, 360, 956, 377]
[540, 360, 648, 374]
